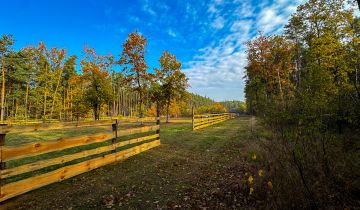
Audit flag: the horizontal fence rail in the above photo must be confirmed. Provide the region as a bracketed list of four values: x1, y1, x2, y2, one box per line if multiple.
[0, 116, 191, 128]
[0, 119, 161, 202]
[0, 120, 117, 134]
[192, 113, 236, 131]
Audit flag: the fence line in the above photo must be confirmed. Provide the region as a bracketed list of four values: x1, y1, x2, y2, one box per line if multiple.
[192, 112, 236, 130]
[0, 117, 190, 132]
[0, 118, 161, 202]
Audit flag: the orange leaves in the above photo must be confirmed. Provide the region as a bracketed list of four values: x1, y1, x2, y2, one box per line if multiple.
[119, 31, 148, 76]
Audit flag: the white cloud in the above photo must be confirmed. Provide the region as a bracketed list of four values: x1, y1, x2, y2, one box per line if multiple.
[212, 16, 225, 29]
[257, 7, 286, 34]
[168, 28, 177, 38]
[256, 0, 307, 34]
[143, 0, 156, 16]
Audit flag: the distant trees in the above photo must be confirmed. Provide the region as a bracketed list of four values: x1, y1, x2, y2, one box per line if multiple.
[0, 31, 205, 122]
[220, 100, 246, 113]
[0, 30, 237, 122]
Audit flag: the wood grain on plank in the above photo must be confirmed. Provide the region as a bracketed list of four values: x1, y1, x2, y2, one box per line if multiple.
[117, 125, 159, 137]
[2, 133, 114, 162]
[0, 120, 116, 134]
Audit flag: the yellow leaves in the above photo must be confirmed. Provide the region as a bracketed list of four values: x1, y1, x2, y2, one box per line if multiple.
[249, 187, 254, 195]
[248, 175, 254, 185]
[267, 181, 273, 190]
[258, 169, 264, 177]
[251, 153, 256, 160]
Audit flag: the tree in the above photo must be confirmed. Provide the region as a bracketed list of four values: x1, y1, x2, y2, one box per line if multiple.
[46, 47, 67, 119]
[81, 47, 113, 120]
[0, 34, 14, 121]
[62, 55, 77, 120]
[155, 50, 189, 122]
[119, 31, 151, 119]
[4, 50, 32, 120]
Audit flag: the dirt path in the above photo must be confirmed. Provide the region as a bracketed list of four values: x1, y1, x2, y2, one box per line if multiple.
[1, 117, 258, 210]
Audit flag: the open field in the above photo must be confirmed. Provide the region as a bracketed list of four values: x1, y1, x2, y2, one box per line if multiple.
[0, 116, 269, 209]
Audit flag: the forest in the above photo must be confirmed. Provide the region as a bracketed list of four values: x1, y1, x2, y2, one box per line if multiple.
[244, 0, 360, 208]
[0, 32, 231, 123]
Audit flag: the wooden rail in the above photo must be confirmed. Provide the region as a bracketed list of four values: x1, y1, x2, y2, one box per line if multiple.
[192, 113, 236, 130]
[0, 119, 117, 134]
[0, 117, 191, 132]
[0, 119, 161, 202]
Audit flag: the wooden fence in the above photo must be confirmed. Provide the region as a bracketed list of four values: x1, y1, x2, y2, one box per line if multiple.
[1, 116, 191, 126]
[0, 119, 160, 202]
[192, 113, 236, 130]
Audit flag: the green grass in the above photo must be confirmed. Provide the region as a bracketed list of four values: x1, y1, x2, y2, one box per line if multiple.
[1, 117, 254, 210]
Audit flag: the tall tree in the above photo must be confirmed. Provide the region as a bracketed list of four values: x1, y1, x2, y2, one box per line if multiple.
[119, 31, 151, 119]
[62, 55, 77, 120]
[81, 47, 113, 120]
[0, 34, 14, 121]
[155, 50, 188, 122]
[47, 47, 67, 119]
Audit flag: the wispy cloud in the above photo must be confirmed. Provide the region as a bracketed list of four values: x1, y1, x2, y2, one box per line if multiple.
[142, 0, 156, 16]
[212, 16, 225, 29]
[182, 0, 305, 101]
[168, 28, 176, 38]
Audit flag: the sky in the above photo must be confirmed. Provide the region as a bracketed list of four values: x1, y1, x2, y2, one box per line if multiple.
[0, 0, 306, 101]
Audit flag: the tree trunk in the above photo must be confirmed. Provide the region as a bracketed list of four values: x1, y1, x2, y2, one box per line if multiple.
[70, 87, 73, 121]
[139, 91, 143, 118]
[166, 98, 170, 123]
[43, 90, 47, 119]
[63, 88, 66, 120]
[1, 59, 5, 121]
[94, 104, 98, 120]
[25, 82, 29, 120]
[15, 98, 18, 120]
[50, 67, 64, 119]
[43, 65, 48, 121]
[276, 67, 284, 106]
[136, 75, 143, 119]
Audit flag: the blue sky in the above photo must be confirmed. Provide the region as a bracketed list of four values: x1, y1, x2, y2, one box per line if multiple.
[0, 0, 306, 101]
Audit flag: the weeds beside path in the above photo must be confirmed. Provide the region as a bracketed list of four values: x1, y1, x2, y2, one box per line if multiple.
[1, 117, 261, 210]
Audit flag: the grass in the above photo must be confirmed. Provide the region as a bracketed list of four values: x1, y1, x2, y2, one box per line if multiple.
[1, 117, 259, 210]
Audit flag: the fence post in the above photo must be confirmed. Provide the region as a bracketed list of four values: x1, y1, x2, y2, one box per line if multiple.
[0, 132, 5, 199]
[156, 102, 160, 143]
[192, 106, 194, 131]
[111, 119, 118, 152]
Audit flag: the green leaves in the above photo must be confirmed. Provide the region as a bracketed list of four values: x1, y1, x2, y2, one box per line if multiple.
[152, 51, 189, 121]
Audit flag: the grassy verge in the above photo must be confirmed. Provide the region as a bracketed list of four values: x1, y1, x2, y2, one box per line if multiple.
[1, 117, 267, 210]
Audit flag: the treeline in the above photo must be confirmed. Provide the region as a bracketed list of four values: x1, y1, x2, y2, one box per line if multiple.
[220, 100, 246, 113]
[191, 93, 229, 114]
[244, 0, 359, 208]
[0, 32, 229, 122]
